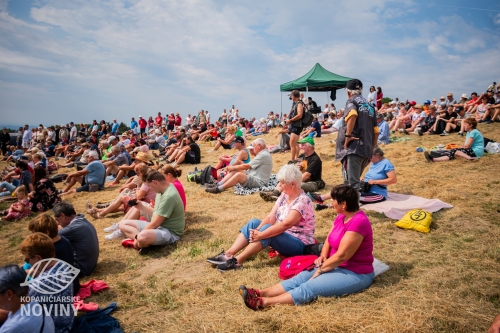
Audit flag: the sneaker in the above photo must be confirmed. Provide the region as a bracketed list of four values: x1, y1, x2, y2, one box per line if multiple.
[478, 119, 485, 123]
[315, 204, 329, 211]
[218, 257, 242, 272]
[485, 119, 493, 124]
[416, 128, 422, 136]
[239, 285, 263, 311]
[85, 201, 93, 214]
[307, 192, 323, 203]
[440, 131, 449, 136]
[402, 129, 409, 135]
[259, 192, 278, 202]
[206, 249, 232, 265]
[424, 151, 434, 163]
[170, 161, 177, 167]
[104, 223, 119, 233]
[390, 130, 395, 134]
[121, 238, 135, 248]
[205, 186, 221, 194]
[96, 201, 112, 209]
[105, 229, 124, 240]
[398, 129, 404, 133]
[457, 132, 464, 136]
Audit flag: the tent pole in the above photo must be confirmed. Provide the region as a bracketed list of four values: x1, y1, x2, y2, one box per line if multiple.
[280, 92, 282, 120]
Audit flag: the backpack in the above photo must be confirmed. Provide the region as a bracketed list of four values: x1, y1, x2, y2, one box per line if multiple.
[50, 174, 68, 183]
[290, 100, 313, 129]
[187, 166, 217, 185]
[279, 255, 318, 280]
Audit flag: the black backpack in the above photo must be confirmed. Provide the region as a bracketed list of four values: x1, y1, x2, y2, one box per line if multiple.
[189, 166, 216, 185]
[299, 101, 314, 128]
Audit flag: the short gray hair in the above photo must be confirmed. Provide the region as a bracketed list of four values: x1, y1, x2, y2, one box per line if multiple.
[252, 138, 266, 148]
[373, 147, 384, 157]
[111, 146, 120, 153]
[88, 151, 99, 159]
[276, 164, 302, 186]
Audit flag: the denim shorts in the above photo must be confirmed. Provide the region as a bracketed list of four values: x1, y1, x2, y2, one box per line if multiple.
[281, 267, 374, 305]
[137, 220, 179, 246]
[240, 218, 305, 257]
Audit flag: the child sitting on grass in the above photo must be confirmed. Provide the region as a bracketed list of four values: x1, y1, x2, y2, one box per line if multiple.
[0, 185, 31, 221]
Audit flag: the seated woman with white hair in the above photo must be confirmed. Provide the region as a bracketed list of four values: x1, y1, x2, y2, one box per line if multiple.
[206, 164, 316, 272]
[250, 118, 269, 136]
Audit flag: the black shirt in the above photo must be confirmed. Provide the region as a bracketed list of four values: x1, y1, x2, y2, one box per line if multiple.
[189, 143, 201, 163]
[299, 151, 322, 182]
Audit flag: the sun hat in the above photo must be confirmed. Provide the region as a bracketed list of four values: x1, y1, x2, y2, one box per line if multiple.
[432, 98, 437, 102]
[297, 136, 315, 146]
[440, 96, 445, 100]
[155, 129, 161, 135]
[447, 93, 453, 97]
[133, 152, 151, 162]
[461, 93, 468, 99]
[390, 101, 397, 105]
[260, 118, 266, 123]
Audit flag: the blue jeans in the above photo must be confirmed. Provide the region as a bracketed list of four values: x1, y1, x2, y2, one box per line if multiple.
[281, 267, 374, 305]
[0, 181, 17, 197]
[149, 143, 159, 150]
[240, 218, 305, 257]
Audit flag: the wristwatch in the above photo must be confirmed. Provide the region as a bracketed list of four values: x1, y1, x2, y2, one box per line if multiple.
[345, 134, 352, 138]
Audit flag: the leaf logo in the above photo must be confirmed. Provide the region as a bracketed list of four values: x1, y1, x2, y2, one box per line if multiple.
[20, 259, 80, 295]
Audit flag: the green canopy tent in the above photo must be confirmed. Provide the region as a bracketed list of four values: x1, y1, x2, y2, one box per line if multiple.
[279, 63, 353, 116]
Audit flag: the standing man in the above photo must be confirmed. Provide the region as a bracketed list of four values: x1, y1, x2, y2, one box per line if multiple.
[155, 112, 163, 128]
[69, 122, 77, 141]
[22, 124, 32, 152]
[138, 116, 147, 135]
[285, 90, 305, 163]
[335, 79, 379, 192]
[0, 128, 10, 156]
[130, 117, 139, 134]
[111, 119, 119, 136]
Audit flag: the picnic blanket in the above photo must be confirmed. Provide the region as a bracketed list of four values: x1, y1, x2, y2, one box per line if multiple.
[361, 192, 453, 219]
[233, 174, 278, 195]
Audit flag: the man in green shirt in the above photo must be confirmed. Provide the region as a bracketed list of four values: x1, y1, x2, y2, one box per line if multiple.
[119, 171, 185, 254]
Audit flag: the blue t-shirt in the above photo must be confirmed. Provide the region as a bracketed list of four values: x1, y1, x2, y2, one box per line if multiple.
[377, 120, 390, 144]
[0, 301, 55, 333]
[130, 120, 138, 130]
[111, 122, 119, 134]
[85, 160, 105, 186]
[466, 129, 484, 157]
[363, 158, 395, 198]
[310, 120, 322, 138]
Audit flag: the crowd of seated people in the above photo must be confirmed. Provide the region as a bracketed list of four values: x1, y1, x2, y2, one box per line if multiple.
[0, 81, 498, 333]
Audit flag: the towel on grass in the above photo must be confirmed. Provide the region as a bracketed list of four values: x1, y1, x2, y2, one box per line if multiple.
[233, 174, 278, 196]
[361, 192, 453, 219]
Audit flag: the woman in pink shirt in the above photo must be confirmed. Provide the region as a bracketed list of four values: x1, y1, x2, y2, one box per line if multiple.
[160, 165, 186, 211]
[239, 184, 374, 310]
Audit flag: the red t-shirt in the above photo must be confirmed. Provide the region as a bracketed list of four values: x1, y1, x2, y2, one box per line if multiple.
[175, 116, 182, 126]
[168, 115, 175, 126]
[138, 119, 147, 129]
[155, 116, 163, 126]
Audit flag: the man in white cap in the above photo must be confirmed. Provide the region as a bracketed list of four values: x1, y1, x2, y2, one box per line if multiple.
[148, 129, 165, 150]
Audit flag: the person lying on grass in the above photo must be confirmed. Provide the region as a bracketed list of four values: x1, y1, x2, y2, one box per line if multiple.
[118, 170, 185, 255]
[239, 184, 374, 310]
[424, 118, 484, 163]
[206, 164, 316, 272]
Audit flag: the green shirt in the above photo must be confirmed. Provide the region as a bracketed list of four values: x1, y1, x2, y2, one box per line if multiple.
[101, 146, 112, 161]
[152, 184, 185, 237]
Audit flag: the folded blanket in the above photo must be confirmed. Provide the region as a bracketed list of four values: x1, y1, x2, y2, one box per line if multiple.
[361, 192, 453, 219]
[233, 174, 278, 196]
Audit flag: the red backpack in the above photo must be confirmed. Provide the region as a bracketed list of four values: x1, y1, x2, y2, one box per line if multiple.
[279, 255, 318, 280]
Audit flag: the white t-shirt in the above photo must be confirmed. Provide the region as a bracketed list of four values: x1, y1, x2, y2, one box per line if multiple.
[70, 126, 77, 138]
[205, 113, 210, 122]
[186, 117, 193, 125]
[412, 112, 426, 126]
[92, 125, 99, 132]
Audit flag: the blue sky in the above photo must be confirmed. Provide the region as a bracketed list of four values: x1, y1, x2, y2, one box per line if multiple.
[0, 0, 499, 127]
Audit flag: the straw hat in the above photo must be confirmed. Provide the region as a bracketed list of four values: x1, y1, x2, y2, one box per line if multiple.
[133, 151, 152, 162]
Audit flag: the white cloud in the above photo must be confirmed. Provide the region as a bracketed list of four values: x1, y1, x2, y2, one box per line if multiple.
[494, 13, 500, 25]
[0, 0, 499, 126]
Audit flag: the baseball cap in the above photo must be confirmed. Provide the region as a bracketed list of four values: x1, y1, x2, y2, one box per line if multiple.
[461, 93, 468, 99]
[410, 101, 416, 105]
[390, 101, 396, 105]
[297, 136, 315, 146]
[155, 129, 161, 135]
[346, 79, 363, 90]
[234, 136, 245, 144]
[376, 114, 384, 119]
[424, 100, 431, 105]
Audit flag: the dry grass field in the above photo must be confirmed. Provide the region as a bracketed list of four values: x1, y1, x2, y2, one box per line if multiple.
[1, 124, 500, 333]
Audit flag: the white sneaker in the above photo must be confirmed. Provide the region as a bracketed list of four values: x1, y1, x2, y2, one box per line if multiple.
[171, 161, 177, 167]
[398, 129, 404, 133]
[104, 223, 119, 233]
[104, 229, 124, 240]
